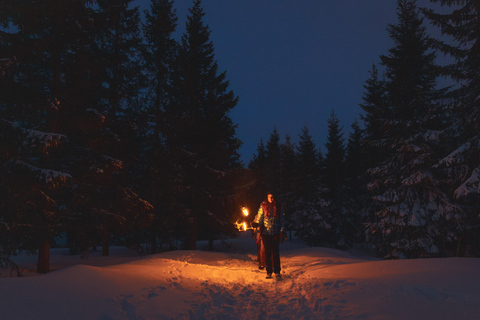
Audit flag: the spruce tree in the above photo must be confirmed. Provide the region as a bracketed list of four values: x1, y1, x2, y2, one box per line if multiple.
[324, 110, 346, 201]
[324, 110, 353, 247]
[359, 64, 390, 169]
[292, 126, 329, 246]
[279, 134, 296, 225]
[94, 0, 145, 117]
[264, 127, 282, 195]
[0, 0, 97, 272]
[249, 138, 267, 173]
[248, 138, 268, 207]
[0, 0, 153, 269]
[140, 0, 179, 253]
[345, 119, 365, 188]
[344, 119, 365, 244]
[165, 0, 241, 249]
[423, 0, 480, 255]
[367, 0, 457, 258]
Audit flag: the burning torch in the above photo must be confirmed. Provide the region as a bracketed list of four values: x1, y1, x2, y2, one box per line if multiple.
[235, 206, 252, 232]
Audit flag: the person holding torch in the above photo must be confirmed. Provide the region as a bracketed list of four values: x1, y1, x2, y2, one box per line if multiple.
[252, 193, 285, 279]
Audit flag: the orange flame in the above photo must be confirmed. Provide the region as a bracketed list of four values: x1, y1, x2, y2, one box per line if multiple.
[234, 220, 251, 232]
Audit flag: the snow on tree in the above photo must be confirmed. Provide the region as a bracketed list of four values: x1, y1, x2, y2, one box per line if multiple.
[365, 0, 461, 258]
[422, 0, 480, 255]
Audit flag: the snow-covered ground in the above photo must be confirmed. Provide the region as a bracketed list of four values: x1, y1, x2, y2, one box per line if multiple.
[1, 233, 479, 320]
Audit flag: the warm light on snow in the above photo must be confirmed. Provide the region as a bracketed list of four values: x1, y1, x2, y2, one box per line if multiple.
[1, 233, 479, 319]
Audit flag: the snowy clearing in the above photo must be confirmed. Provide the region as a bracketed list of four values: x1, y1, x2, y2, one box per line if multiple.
[1, 233, 479, 320]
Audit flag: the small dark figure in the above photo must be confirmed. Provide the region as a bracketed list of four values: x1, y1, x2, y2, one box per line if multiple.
[252, 193, 285, 279]
[252, 213, 266, 269]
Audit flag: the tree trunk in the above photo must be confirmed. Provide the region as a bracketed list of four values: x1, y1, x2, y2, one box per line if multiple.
[208, 238, 214, 251]
[102, 225, 110, 256]
[37, 235, 50, 274]
[185, 217, 197, 250]
[150, 230, 158, 254]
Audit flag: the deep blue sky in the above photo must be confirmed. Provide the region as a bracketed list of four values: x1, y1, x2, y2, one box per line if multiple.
[136, 0, 439, 164]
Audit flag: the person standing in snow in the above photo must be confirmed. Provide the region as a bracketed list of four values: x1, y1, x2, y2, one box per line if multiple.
[252, 212, 266, 270]
[252, 193, 285, 279]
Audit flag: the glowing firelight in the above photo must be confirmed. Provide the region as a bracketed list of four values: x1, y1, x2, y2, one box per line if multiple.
[235, 220, 249, 231]
[235, 206, 252, 232]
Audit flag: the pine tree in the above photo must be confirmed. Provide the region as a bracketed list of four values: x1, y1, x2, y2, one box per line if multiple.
[324, 110, 346, 200]
[359, 64, 390, 168]
[344, 119, 365, 244]
[249, 138, 267, 173]
[279, 134, 296, 221]
[0, 0, 98, 273]
[345, 119, 365, 187]
[324, 110, 352, 247]
[292, 126, 329, 246]
[143, 0, 178, 125]
[264, 127, 282, 195]
[0, 0, 153, 270]
[423, 0, 480, 255]
[367, 0, 458, 258]
[247, 138, 268, 208]
[139, 0, 179, 253]
[94, 0, 145, 116]
[165, 0, 241, 249]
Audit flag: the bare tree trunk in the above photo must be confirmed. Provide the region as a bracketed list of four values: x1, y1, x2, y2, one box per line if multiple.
[150, 230, 158, 254]
[185, 217, 197, 250]
[208, 238, 214, 251]
[102, 225, 110, 256]
[37, 235, 50, 274]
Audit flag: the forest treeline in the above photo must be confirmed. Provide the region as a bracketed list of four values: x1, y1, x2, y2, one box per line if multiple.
[0, 0, 479, 275]
[251, 0, 480, 260]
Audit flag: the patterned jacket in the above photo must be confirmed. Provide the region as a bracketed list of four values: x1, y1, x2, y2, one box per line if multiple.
[253, 200, 285, 236]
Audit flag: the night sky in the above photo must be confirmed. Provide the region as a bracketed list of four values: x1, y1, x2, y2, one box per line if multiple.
[136, 0, 439, 164]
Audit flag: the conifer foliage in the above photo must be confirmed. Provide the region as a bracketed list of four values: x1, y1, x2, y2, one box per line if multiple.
[0, 0, 152, 273]
[0, 0, 244, 272]
[164, 0, 241, 249]
[423, 0, 480, 255]
[365, 0, 458, 258]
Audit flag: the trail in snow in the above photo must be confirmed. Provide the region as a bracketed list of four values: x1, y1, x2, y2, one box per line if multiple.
[2, 233, 480, 320]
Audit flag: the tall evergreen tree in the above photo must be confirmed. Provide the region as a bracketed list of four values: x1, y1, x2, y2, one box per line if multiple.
[140, 0, 179, 253]
[324, 110, 346, 201]
[143, 0, 178, 135]
[249, 138, 267, 173]
[165, 0, 241, 249]
[423, 0, 480, 255]
[324, 110, 352, 247]
[367, 0, 458, 258]
[345, 119, 365, 187]
[344, 119, 365, 244]
[279, 134, 296, 218]
[359, 64, 390, 169]
[264, 127, 282, 195]
[248, 138, 268, 207]
[93, 0, 144, 114]
[0, 0, 98, 272]
[292, 126, 329, 246]
[0, 0, 153, 271]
